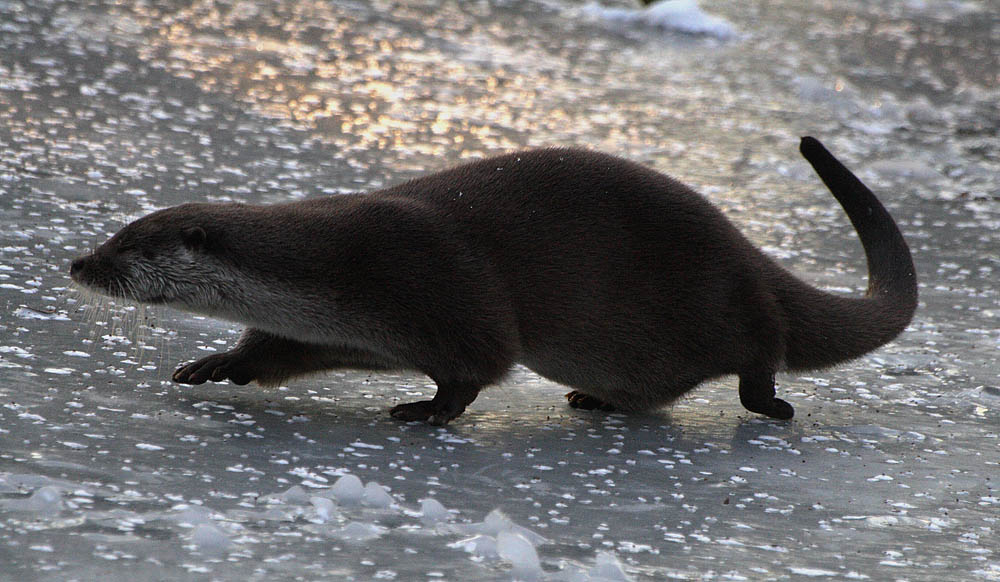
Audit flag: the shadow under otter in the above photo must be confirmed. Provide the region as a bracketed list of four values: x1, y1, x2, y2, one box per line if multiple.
[70, 137, 917, 426]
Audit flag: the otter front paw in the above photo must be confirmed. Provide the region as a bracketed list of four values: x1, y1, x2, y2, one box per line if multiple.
[389, 400, 466, 426]
[173, 352, 256, 386]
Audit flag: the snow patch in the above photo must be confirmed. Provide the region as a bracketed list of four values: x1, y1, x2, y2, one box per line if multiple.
[584, 0, 735, 38]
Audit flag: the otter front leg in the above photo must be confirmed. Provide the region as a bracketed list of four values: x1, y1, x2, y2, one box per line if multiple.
[390, 382, 481, 426]
[174, 328, 306, 386]
[173, 328, 397, 387]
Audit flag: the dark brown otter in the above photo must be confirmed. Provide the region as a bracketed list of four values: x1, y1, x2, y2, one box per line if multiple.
[70, 137, 917, 426]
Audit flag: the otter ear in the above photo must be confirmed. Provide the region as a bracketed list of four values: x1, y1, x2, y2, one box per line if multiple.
[182, 226, 208, 252]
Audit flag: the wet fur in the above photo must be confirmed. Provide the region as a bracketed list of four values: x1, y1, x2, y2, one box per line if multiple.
[70, 138, 917, 425]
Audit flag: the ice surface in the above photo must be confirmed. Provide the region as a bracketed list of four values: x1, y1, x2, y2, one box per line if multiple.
[2, 0, 998, 580]
[584, 0, 736, 38]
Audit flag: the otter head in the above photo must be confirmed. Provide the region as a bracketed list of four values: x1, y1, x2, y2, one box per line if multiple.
[70, 203, 239, 314]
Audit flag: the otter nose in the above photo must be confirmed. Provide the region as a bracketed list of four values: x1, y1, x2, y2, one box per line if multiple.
[69, 256, 88, 278]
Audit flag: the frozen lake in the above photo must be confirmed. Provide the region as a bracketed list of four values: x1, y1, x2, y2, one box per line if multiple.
[1, 0, 997, 580]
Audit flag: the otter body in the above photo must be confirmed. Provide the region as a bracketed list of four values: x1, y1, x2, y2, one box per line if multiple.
[70, 138, 917, 425]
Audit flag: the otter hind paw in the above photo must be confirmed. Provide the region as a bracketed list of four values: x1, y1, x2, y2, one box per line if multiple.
[565, 391, 617, 412]
[389, 400, 466, 426]
[744, 397, 795, 420]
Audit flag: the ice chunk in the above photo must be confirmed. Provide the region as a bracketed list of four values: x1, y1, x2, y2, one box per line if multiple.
[449, 534, 500, 560]
[2, 486, 63, 515]
[584, 0, 735, 39]
[330, 474, 364, 505]
[789, 567, 839, 577]
[419, 498, 451, 525]
[451, 509, 547, 545]
[259, 507, 300, 522]
[283, 485, 311, 505]
[362, 481, 394, 508]
[25, 486, 63, 514]
[170, 505, 217, 526]
[190, 523, 233, 555]
[551, 565, 590, 582]
[332, 521, 386, 542]
[590, 551, 633, 581]
[497, 531, 542, 581]
[275, 484, 311, 505]
[310, 496, 337, 523]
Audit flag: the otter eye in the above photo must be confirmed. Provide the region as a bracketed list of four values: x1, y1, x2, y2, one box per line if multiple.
[182, 227, 207, 252]
[141, 249, 156, 260]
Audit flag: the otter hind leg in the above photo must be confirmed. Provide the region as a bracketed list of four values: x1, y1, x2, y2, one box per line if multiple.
[565, 390, 617, 412]
[738, 371, 794, 420]
[390, 382, 481, 426]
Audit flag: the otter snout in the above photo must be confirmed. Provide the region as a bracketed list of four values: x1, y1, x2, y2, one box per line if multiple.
[69, 252, 113, 293]
[69, 256, 88, 281]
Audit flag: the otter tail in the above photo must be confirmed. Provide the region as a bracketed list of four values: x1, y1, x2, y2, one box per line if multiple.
[777, 137, 917, 371]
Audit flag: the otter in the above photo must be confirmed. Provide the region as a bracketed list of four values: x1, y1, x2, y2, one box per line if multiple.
[70, 137, 917, 426]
